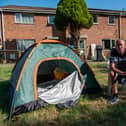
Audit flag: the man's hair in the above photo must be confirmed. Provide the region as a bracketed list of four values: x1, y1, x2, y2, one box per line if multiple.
[116, 39, 125, 45]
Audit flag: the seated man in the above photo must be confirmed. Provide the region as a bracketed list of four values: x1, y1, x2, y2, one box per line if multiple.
[109, 39, 126, 104]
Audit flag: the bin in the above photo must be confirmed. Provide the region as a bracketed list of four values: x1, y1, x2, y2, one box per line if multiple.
[96, 45, 103, 61]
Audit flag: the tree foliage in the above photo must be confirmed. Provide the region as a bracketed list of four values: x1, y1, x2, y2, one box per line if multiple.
[55, 0, 93, 48]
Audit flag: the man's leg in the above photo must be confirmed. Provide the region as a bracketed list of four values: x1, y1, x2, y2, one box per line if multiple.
[108, 71, 116, 96]
[108, 71, 119, 104]
[110, 71, 118, 95]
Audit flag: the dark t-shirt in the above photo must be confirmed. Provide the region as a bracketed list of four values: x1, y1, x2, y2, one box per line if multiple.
[110, 48, 126, 71]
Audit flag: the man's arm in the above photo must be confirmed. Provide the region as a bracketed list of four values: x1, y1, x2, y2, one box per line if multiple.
[111, 63, 126, 75]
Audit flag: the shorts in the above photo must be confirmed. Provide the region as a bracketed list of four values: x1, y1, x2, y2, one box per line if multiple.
[116, 75, 126, 84]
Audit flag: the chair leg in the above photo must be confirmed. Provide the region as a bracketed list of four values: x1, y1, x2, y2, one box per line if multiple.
[108, 73, 112, 97]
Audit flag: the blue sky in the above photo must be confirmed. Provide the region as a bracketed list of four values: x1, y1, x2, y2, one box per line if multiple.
[0, 0, 125, 11]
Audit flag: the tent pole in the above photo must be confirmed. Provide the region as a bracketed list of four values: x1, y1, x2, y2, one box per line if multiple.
[8, 88, 17, 122]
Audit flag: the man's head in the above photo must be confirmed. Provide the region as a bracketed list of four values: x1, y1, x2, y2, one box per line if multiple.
[116, 39, 125, 55]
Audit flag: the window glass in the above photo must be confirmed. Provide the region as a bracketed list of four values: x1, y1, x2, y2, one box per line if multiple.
[15, 13, 34, 24]
[48, 15, 55, 24]
[16, 39, 35, 51]
[93, 15, 98, 24]
[112, 40, 116, 48]
[80, 40, 84, 48]
[69, 40, 75, 48]
[108, 16, 115, 24]
[15, 13, 21, 23]
[104, 40, 110, 49]
[102, 39, 116, 49]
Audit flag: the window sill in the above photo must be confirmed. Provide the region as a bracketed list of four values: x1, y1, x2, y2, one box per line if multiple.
[93, 23, 99, 25]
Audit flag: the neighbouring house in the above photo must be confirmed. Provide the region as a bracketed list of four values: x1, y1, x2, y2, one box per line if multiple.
[0, 5, 126, 62]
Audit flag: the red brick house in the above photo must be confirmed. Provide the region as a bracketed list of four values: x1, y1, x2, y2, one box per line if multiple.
[0, 5, 126, 61]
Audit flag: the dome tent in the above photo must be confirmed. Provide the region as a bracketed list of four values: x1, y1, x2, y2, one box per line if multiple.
[9, 39, 101, 117]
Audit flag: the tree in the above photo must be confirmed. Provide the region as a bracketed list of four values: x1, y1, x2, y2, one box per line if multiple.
[55, 0, 93, 49]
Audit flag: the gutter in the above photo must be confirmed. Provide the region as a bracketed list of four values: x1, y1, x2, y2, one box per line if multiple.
[1, 7, 56, 14]
[119, 9, 125, 39]
[119, 13, 121, 39]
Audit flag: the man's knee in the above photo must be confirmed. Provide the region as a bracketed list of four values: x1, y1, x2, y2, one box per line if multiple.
[110, 71, 115, 77]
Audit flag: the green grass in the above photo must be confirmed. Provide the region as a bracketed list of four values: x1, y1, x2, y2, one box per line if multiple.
[0, 64, 13, 81]
[0, 62, 126, 126]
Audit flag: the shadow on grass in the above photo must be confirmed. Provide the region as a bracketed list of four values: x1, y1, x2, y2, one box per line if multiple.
[89, 62, 108, 74]
[95, 64, 108, 73]
[3, 85, 126, 126]
[2, 79, 126, 126]
[6, 101, 126, 126]
[0, 80, 10, 113]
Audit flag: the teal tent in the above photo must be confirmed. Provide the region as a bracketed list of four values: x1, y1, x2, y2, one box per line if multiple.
[9, 39, 101, 116]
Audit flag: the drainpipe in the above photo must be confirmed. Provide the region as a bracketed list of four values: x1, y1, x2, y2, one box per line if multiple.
[0, 8, 6, 61]
[119, 8, 124, 39]
[119, 14, 121, 39]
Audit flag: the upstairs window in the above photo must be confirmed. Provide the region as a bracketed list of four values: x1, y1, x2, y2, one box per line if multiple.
[102, 39, 116, 49]
[48, 15, 55, 24]
[108, 16, 115, 24]
[15, 13, 34, 24]
[16, 39, 35, 51]
[93, 15, 98, 24]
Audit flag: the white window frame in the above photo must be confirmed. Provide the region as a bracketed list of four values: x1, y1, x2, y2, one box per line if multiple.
[108, 15, 115, 25]
[93, 15, 99, 24]
[48, 15, 55, 24]
[16, 39, 35, 51]
[102, 39, 116, 50]
[79, 40, 85, 49]
[15, 13, 34, 24]
[79, 40, 86, 57]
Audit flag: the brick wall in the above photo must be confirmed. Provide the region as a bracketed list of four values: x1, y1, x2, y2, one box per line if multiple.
[80, 15, 120, 57]
[3, 12, 65, 50]
[2, 10, 126, 59]
[0, 14, 2, 48]
[121, 17, 126, 40]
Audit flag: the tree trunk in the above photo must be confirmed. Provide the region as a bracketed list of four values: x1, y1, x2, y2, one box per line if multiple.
[70, 23, 80, 51]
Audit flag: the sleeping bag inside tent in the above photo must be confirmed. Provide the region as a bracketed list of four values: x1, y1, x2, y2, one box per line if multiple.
[9, 39, 101, 116]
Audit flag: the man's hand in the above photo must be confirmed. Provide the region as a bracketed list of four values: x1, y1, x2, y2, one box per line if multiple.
[120, 71, 126, 76]
[111, 63, 126, 75]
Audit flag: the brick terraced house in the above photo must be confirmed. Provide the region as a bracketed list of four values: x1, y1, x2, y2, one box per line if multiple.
[0, 5, 126, 62]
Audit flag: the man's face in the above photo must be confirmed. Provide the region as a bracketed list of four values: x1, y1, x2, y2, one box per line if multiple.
[116, 40, 125, 54]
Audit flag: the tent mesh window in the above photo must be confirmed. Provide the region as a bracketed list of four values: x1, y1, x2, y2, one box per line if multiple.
[37, 59, 77, 86]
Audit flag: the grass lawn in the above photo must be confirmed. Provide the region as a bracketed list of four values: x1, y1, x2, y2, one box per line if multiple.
[0, 61, 126, 126]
